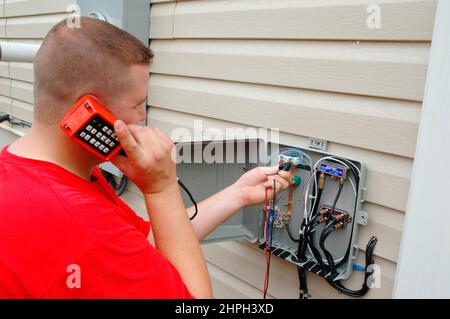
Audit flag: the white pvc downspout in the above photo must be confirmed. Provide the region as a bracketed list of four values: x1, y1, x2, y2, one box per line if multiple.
[0, 42, 40, 63]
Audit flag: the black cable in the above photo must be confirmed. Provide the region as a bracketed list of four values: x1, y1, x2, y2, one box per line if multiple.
[0, 114, 10, 123]
[285, 223, 300, 242]
[0, 114, 32, 128]
[294, 158, 376, 298]
[116, 175, 128, 196]
[328, 162, 360, 270]
[326, 236, 378, 297]
[319, 223, 339, 276]
[101, 169, 128, 196]
[177, 178, 198, 221]
[302, 160, 364, 280]
[298, 266, 309, 299]
[9, 119, 32, 128]
[316, 160, 377, 297]
[105, 173, 116, 189]
[316, 161, 360, 273]
[318, 182, 344, 275]
[297, 176, 323, 261]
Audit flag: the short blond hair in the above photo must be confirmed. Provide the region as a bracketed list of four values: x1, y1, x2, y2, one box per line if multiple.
[34, 16, 153, 125]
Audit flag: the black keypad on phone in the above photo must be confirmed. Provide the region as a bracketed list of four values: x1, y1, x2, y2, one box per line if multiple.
[75, 115, 119, 156]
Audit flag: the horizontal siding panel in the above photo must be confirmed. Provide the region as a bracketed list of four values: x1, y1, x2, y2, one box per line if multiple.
[9, 62, 33, 82]
[0, 95, 12, 114]
[8, 38, 42, 44]
[11, 98, 32, 122]
[0, 18, 6, 37]
[0, 77, 11, 96]
[146, 107, 412, 212]
[0, 125, 21, 146]
[150, 0, 176, 3]
[4, 0, 74, 17]
[6, 13, 68, 38]
[365, 170, 410, 212]
[10, 79, 33, 103]
[207, 262, 270, 299]
[358, 203, 404, 262]
[0, 62, 9, 77]
[149, 2, 175, 39]
[170, 0, 436, 41]
[202, 241, 396, 298]
[150, 40, 429, 101]
[148, 74, 420, 158]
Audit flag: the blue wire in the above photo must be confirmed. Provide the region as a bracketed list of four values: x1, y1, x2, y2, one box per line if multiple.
[352, 263, 365, 271]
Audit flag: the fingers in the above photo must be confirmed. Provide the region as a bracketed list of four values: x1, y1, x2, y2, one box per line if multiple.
[264, 181, 283, 200]
[277, 167, 295, 181]
[264, 175, 290, 192]
[248, 165, 281, 185]
[114, 120, 139, 156]
[260, 165, 280, 176]
[110, 154, 130, 176]
[153, 127, 172, 145]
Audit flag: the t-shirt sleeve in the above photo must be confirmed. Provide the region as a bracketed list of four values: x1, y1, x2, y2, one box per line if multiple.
[131, 214, 151, 238]
[45, 225, 193, 299]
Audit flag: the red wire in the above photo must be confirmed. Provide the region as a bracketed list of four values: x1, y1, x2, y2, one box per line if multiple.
[263, 186, 270, 298]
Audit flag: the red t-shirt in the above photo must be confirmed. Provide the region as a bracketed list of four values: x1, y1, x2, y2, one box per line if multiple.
[0, 146, 193, 299]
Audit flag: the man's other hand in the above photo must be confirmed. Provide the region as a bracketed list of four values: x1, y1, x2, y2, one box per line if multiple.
[232, 165, 295, 208]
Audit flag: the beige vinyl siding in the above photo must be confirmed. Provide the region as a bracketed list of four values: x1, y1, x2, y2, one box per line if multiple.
[0, 0, 75, 135]
[147, 0, 436, 299]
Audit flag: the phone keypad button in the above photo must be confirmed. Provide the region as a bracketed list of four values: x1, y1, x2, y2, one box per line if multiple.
[76, 115, 120, 157]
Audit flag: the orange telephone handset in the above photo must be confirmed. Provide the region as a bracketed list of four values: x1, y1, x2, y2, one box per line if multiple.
[59, 95, 123, 161]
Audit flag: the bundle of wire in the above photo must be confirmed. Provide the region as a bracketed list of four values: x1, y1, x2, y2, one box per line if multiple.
[263, 181, 276, 299]
[296, 156, 378, 298]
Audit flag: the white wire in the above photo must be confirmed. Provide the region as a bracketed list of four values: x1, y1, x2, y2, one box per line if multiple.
[301, 152, 313, 167]
[303, 170, 317, 224]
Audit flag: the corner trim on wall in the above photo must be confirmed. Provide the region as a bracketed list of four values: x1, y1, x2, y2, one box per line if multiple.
[393, 0, 450, 299]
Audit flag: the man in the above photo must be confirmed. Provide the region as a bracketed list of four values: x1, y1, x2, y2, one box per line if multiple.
[0, 17, 292, 298]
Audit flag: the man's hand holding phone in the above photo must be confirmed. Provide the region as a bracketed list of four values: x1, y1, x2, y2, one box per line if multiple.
[111, 119, 177, 195]
[111, 119, 213, 298]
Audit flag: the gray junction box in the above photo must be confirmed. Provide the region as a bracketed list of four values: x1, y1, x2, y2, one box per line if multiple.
[176, 139, 368, 281]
